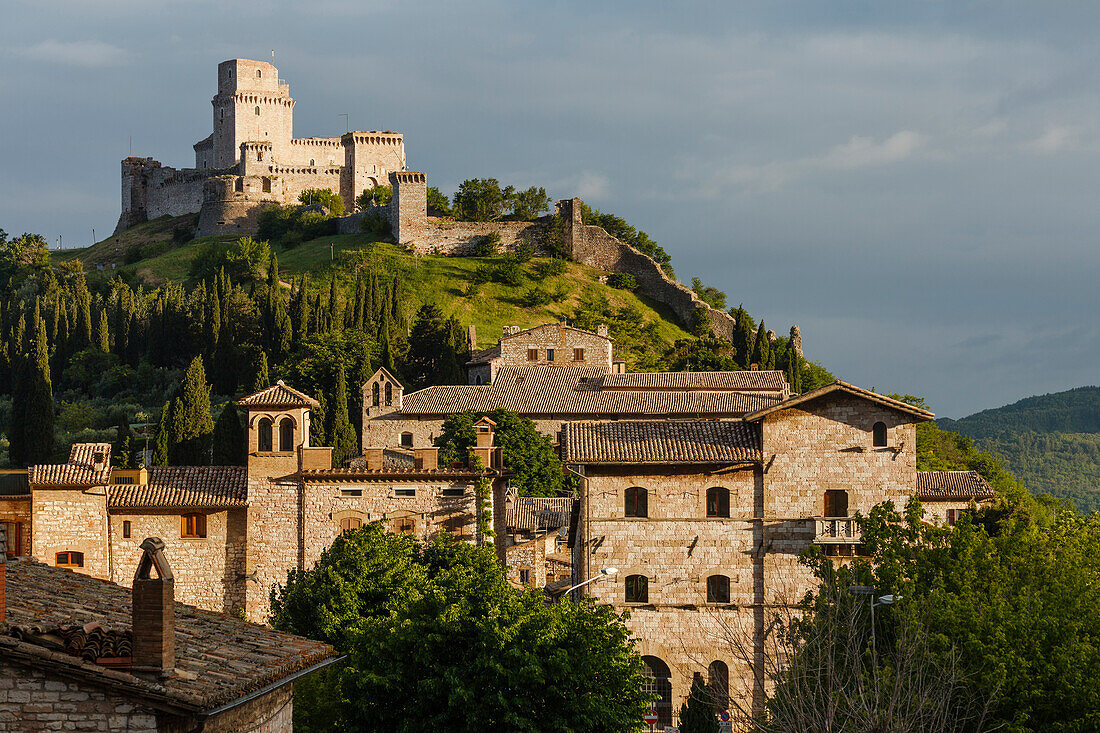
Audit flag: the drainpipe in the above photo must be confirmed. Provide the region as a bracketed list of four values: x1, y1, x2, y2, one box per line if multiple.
[564, 463, 588, 603]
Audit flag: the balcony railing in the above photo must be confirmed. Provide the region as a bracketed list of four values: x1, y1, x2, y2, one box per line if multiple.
[813, 517, 861, 544]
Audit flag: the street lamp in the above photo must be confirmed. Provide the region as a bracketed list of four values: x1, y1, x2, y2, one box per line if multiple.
[564, 567, 618, 595]
[848, 586, 902, 696]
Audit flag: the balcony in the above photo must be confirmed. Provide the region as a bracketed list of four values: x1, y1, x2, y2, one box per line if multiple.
[813, 517, 861, 544]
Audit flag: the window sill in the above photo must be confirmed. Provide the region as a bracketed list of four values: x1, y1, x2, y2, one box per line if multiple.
[180, 536, 208, 540]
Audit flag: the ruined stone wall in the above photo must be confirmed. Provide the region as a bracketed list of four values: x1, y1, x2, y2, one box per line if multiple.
[0, 497, 31, 556]
[404, 219, 547, 255]
[30, 487, 110, 580]
[116, 158, 209, 234]
[558, 198, 737, 340]
[107, 509, 247, 617]
[0, 659, 161, 733]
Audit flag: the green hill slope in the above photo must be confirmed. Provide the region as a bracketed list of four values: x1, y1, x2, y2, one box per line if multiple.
[938, 387, 1100, 512]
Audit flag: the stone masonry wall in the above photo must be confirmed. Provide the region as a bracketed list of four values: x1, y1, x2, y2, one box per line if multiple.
[108, 509, 247, 617]
[0, 658, 160, 732]
[496, 323, 614, 375]
[244, 475, 301, 624]
[204, 684, 293, 733]
[0, 497, 31, 556]
[31, 487, 110, 580]
[558, 198, 737, 340]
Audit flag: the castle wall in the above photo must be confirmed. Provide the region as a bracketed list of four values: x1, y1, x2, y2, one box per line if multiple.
[285, 137, 343, 168]
[195, 176, 280, 238]
[558, 198, 737, 341]
[107, 508, 247, 617]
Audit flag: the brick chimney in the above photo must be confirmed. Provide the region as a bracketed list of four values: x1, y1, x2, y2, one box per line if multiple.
[364, 447, 385, 470]
[414, 447, 438, 471]
[132, 537, 174, 676]
[469, 417, 503, 470]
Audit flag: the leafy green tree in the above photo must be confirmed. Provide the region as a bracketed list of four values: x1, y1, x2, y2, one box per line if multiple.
[665, 337, 739, 372]
[426, 186, 452, 217]
[505, 185, 551, 220]
[436, 410, 576, 496]
[679, 675, 719, 733]
[453, 178, 505, 221]
[0, 231, 49, 288]
[355, 185, 392, 211]
[405, 304, 464, 389]
[328, 362, 358, 460]
[271, 525, 650, 733]
[607, 272, 638, 290]
[190, 237, 271, 282]
[299, 188, 346, 216]
[212, 402, 246, 466]
[167, 357, 214, 465]
[691, 277, 727, 310]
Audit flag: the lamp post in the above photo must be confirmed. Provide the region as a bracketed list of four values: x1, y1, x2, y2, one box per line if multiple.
[848, 586, 901, 698]
[564, 567, 618, 596]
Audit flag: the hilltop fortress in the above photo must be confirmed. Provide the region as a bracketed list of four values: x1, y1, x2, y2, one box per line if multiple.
[116, 58, 406, 237]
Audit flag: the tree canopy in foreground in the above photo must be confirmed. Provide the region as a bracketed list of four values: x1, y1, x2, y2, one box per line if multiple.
[271, 523, 650, 732]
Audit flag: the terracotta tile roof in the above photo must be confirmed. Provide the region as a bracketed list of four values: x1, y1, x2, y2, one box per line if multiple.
[10, 622, 132, 664]
[600, 370, 788, 392]
[238, 381, 320, 408]
[744, 380, 935, 421]
[0, 558, 336, 713]
[400, 367, 783, 417]
[108, 467, 248, 509]
[29, 443, 112, 487]
[916, 471, 997, 501]
[505, 496, 575, 532]
[299, 468, 490, 481]
[563, 419, 763, 464]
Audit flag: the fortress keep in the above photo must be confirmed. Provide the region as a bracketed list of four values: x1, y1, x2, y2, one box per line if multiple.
[116, 59, 406, 237]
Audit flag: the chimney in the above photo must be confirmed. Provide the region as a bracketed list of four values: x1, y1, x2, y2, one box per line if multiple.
[596, 324, 609, 338]
[92, 450, 106, 473]
[364, 447, 384, 470]
[469, 418, 502, 470]
[414, 447, 438, 471]
[132, 537, 174, 676]
[0, 524, 6, 624]
[467, 324, 477, 352]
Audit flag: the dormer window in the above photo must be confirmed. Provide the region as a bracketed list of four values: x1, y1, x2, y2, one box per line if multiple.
[872, 422, 888, 448]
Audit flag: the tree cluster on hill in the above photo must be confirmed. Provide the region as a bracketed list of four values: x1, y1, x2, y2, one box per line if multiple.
[270, 523, 651, 732]
[451, 179, 551, 222]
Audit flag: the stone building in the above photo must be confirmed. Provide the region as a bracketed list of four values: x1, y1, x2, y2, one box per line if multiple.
[502, 492, 575, 589]
[562, 381, 996, 727]
[362, 322, 790, 449]
[116, 58, 406, 237]
[13, 382, 507, 624]
[0, 536, 336, 732]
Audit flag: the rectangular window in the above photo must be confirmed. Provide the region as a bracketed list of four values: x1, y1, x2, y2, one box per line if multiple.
[3, 522, 21, 558]
[56, 551, 84, 568]
[527, 349, 539, 361]
[573, 348, 585, 361]
[123, 521, 131, 539]
[442, 487, 466, 497]
[181, 513, 207, 539]
[519, 569, 531, 586]
[546, 348, 555, 361]
[394, 488, 416, 497]
[341, 489, 363, 497]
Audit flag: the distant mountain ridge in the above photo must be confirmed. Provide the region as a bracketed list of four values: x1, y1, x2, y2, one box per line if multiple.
[938, 386, 1100, 512]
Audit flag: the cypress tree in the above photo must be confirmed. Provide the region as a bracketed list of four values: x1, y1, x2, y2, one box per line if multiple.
[329, 362, 359, 460]
[677, 675, 719, 733]
[291, 277, 309, 343]
[310, 392, 329, 448]
[267, 251, 280, 291]
[167, 357, 215, 466]
[113, 416, 135, 469]
[15, 308, 54, 466]
[251, 351, 270, 393]
[206, 287, 221, 352]
[367, 273, 378, 322]
[326, 273, 339, 332]
[151, 401, 171, 466]
[353, 274, 365, 331]
[732, 306, 755, 369]
[95, 307, 110, 352]
[212, 402, 247, 466]
[271, 297, 292, 361]
[751, 321, 770, 370]
[74, 273, 93, 349]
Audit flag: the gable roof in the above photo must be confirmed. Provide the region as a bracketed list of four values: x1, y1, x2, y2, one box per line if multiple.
[108, 466, 248, 509]
[466, 345, 501, 366]
[366, 366, 404, 389]
[505, 496, 575, 532]
[399, 366, 782, 418]
[563, 419, 762, 464]
[0, 558, 336, 714]
[916, 470, 997, 501]
[238, 381, 320, 409]
[29, 444, 112, 487]
[744, 381, 935, 422]
[502, 322, 614, 344]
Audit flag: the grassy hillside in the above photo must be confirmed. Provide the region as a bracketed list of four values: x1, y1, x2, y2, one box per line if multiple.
[939, 387, 1100, 512]
[66, 214, 692, 363]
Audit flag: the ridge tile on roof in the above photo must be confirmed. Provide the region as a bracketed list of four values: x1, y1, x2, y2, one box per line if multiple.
[916, 470, 997, 500]
[564, 419, 762, 464]
[108, 466, 248, 509]
[238, 381, 320, 408]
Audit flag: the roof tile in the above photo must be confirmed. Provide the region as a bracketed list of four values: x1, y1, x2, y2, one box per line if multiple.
[238, 381, 320, 409]
[108, 467, 248, 509]
[916, 470, 997, 500]
[29, 444, 112, 487]
[563, 419, 762, 464]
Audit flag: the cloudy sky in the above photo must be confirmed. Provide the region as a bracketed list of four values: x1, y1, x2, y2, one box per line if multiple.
[3, 1, 1098, 418]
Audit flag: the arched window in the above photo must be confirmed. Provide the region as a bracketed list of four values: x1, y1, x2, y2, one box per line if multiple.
[256, 69, 262, 78]
[309, 159, 315, 166]
[706, 487, 730, 518]
[372, 382, 380, 407]
[254, 105, 260, 116]
[474, 375, 483, 385]
[625, 574, 649, 603]
[400, 432, 414, 448]
[258, 418, 273, 452]
[385, 383, 393, 406]
[624, 487, 648, 518]
[339, 517, 362, 533]
[279, 417, 295, 452]
[872, 421, 888, 448]
[708, 661, 730, 712]
[642, 656, 673, 726]
[707, 574, 731, 603]
[824, 489, 849, 518]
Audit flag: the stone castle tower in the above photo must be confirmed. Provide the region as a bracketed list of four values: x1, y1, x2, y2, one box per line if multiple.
[116, 58, 407, 237]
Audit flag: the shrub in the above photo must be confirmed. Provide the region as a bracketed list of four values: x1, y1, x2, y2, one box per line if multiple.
[520, 286, 553, 308]
[491, 253, 525, 286]
[298, 188, 346, 216]
[607, 272, 637, 290]
[512, 240, 536, 263]
[299, 211, 336, 239]
[532, 257, 567, 280]
[360, 211, 392, 241]
[472, 232, 501, 257]
[355, 185, 392, 211]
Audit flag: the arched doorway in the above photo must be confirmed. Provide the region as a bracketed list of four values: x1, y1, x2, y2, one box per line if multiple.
[642, 655, 673, 726]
